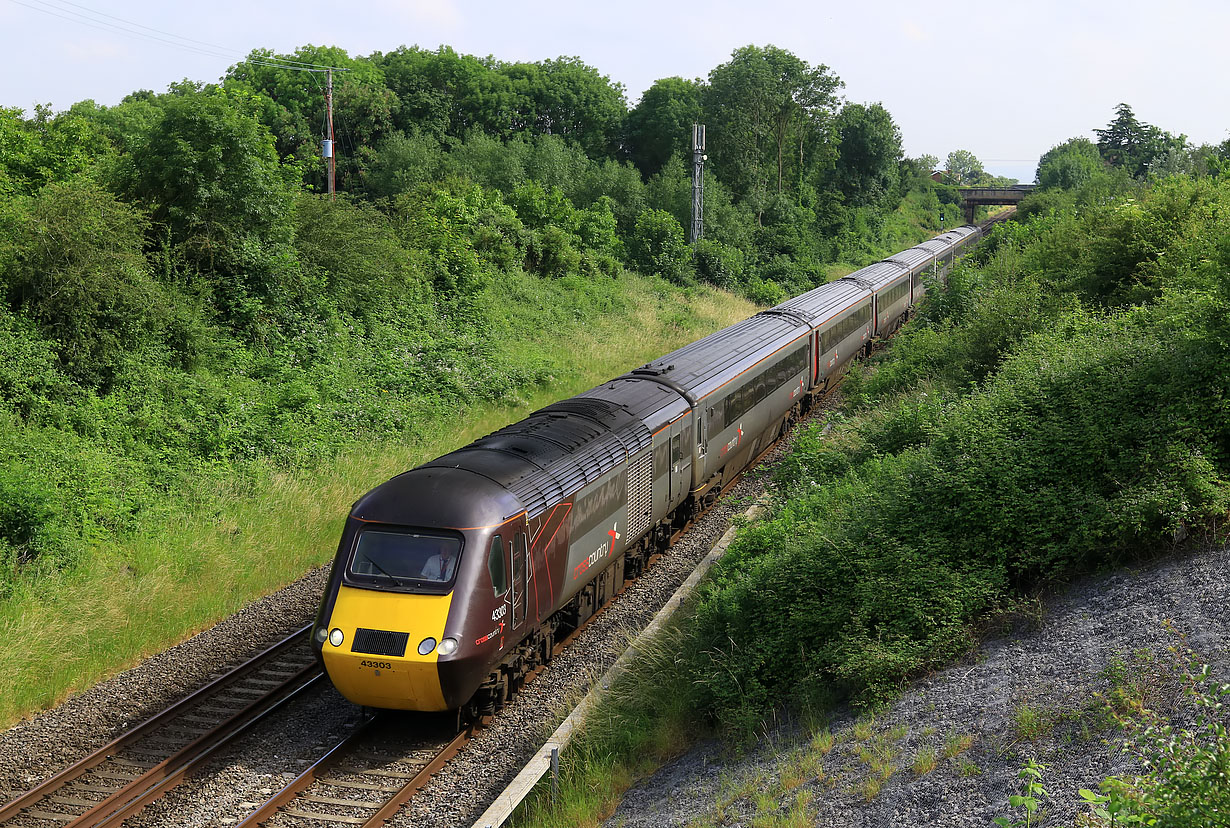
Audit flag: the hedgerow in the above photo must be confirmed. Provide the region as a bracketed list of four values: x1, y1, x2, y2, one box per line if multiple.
[683, 175, 1230, 734]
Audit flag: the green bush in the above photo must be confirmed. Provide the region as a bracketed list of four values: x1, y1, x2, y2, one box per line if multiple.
[0, 181, 189, 388]
[692, 238, 745, 289]
[1084, 667, 1230, 826]
[629, 209, 693, 283]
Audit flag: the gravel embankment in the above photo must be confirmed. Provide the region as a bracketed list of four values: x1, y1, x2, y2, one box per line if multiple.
[606, 544, 1230, 828]
[0, 398, 835, 828]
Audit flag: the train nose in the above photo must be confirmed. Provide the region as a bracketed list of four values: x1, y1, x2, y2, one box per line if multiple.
[321, 586, 452, 711]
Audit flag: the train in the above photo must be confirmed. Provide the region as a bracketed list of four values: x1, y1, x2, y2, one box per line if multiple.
[309, 223, 983, 718]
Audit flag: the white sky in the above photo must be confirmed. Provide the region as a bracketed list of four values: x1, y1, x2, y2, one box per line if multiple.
[4, 0, 1229, 182]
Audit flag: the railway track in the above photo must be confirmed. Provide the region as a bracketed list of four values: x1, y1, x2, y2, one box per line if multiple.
[235, 714, 465, 828]
[0, 627, 322, 828]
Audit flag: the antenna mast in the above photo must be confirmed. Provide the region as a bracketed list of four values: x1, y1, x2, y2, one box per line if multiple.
[690, 123, 706, 243]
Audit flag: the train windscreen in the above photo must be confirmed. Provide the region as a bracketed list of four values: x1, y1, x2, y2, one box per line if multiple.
[348, 529, 463, 590]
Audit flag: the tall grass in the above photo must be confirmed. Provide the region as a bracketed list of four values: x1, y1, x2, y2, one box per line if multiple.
[0, 276, 754, 727]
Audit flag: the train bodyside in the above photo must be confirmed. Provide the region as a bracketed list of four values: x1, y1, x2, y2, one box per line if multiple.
[621, 312, 814, 503]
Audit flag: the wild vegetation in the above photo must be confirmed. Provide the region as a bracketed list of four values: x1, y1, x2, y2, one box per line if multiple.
[0, 42, 975, 724]
[515, 110, 1230, 825]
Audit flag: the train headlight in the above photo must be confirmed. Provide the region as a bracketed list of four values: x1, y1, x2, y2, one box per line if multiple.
[314, 627, 328, 644]
[417, 637, 437, 656]
[437, 637, 458, 656]
[329, 628, 344, 647]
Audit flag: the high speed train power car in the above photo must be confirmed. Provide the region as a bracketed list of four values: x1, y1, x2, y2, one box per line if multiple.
[310, 224, 981, 718]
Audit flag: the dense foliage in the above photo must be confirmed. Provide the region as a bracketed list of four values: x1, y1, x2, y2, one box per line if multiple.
[681, 172, 1230, 733]
[0, 41, 976, 602]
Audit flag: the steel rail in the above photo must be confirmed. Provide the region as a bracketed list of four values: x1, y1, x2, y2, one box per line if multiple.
[84, 673, 327, 828]
[358, 728, 470, 828]
[233, 715, 381, 827]
[0, 625, 319, 827]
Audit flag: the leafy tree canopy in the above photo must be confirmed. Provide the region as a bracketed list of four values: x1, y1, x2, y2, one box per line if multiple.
[1095, 103, 1187, 179]
[945, 149, 985, 184]
[829, 102, 903, 208]
[1036, 137, 1104, 190]
[117, 85, 295, 260]
[703, 45, 842, 211]
[626, 76, 704, 176]
[226, 46, 395, 148]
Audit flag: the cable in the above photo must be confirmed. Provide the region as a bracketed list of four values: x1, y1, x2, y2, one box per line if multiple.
[9, 0, 350, 72]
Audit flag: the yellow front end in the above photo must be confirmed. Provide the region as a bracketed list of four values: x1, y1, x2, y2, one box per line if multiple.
[321, 585, 452, 711]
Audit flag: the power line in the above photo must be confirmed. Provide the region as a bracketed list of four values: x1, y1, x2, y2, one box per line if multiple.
[9, 0, 350, 72]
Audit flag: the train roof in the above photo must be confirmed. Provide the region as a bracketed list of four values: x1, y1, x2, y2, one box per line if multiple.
[352, 465, 520, 529]
[840, 260, 909, 292]
[623, 312, 808, 403]
[418, 395, 652, 520]
[942, 225, 979, 241]
[884, 246, 936, 269]
[766, 280, 868, 325]
[354, 371, 694, 526]
[576, 377, 691, 435]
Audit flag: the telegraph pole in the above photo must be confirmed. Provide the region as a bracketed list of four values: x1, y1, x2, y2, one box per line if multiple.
[324, 68, 336, 200]
[690, 123, 706, 243]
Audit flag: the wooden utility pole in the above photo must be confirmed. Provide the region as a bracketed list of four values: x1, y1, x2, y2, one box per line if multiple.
[325, 68, 336, 200]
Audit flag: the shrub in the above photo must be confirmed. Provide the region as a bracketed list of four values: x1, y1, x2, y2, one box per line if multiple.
[692, 239, 744, 289]
[682, 177, 1230, 732]
[0, 181, 182, 388]
[628, 209, 693, 284]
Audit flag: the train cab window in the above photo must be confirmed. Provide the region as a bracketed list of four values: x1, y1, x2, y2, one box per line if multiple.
[349, 529, 462, 592]
[488, 534, 509, 597]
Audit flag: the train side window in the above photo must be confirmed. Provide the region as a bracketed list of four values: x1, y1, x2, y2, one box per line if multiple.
[488, 535, 508, 597]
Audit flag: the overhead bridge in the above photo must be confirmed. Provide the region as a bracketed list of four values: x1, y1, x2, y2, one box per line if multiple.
[958, 186, 1035, 223]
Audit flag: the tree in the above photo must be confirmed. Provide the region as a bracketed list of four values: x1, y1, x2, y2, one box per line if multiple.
[829, 103, 903, 208]
[703, 45, 842, 212]
[226, 45, 397, 189]
[1094, 103, 1186, 179]
[626, 76, 703, 176]
[1036, 137, 1104, 190]
[629, 209, 692, 283]
[0, 182, 175, 387]
[0, 105, 111, 196]
[117, 86, 311, 339]
[121, 87, 292, 251]
[502, 57, 628, 158]
[945, 149, 985, 184]
[375, 45, 513, 138]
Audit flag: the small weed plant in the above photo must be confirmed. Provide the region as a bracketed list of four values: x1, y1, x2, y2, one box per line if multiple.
[994, 759, 1050, 828]
[911, 746, 938, 776]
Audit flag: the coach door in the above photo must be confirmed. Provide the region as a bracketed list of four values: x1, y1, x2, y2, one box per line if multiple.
[670, 419, 691, 504]
[511, 532, 528, 629]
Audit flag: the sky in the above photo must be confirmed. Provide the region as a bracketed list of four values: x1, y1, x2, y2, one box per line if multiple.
[4, 0, 1229, 183]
